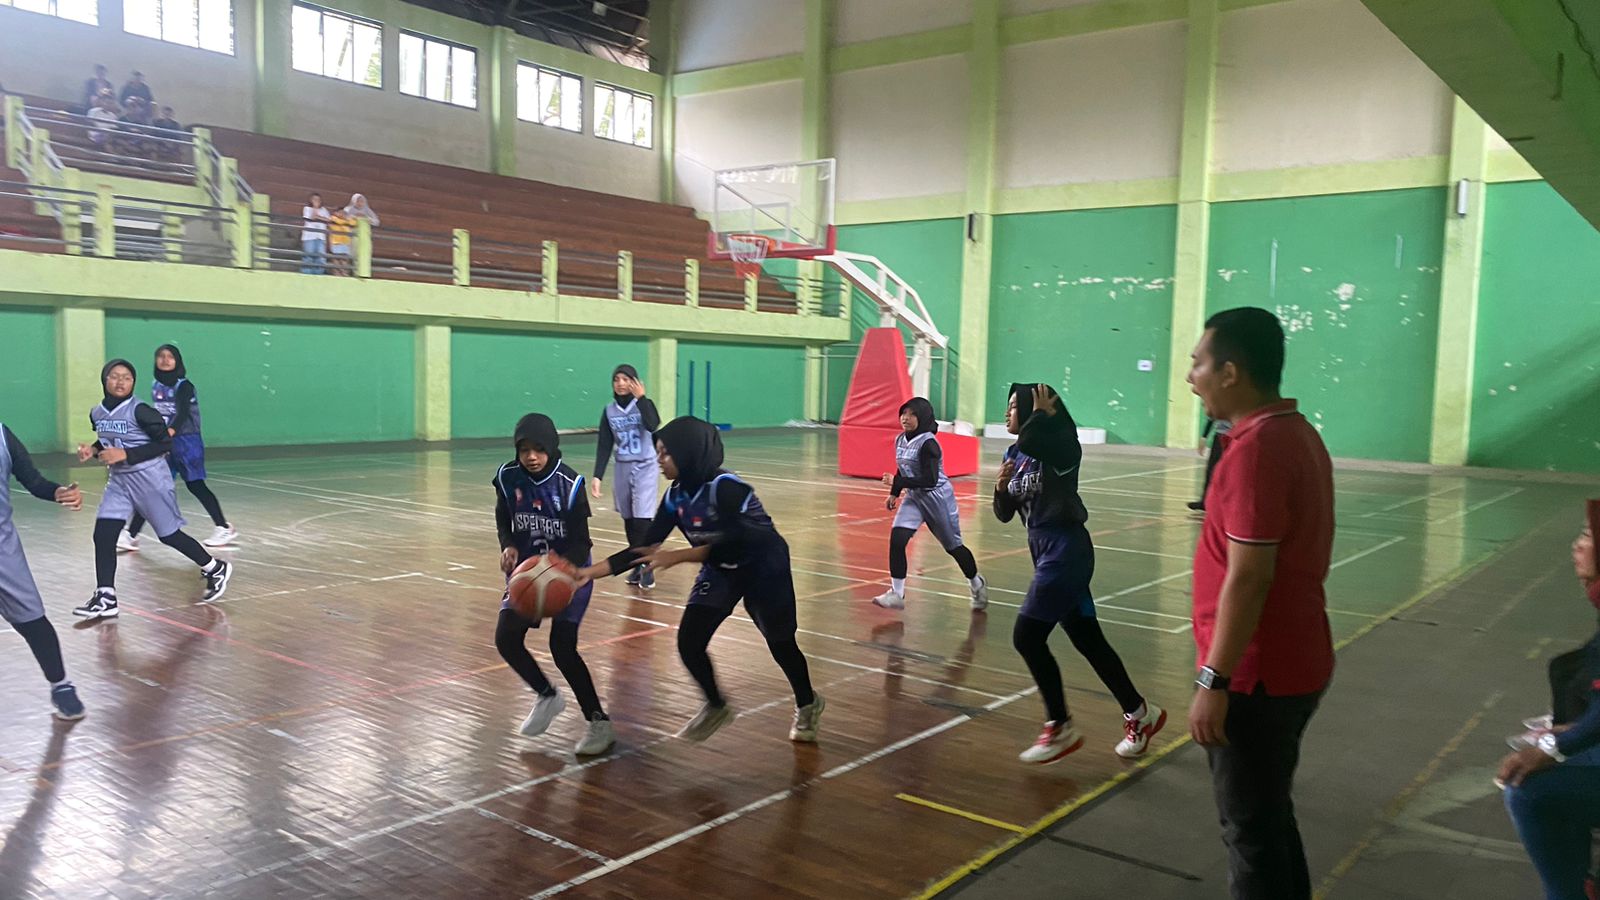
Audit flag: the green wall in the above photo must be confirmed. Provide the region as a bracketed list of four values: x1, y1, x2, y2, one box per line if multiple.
[988, 205, 1177, 445]
[0, 306, 57, 449]
[103, 313, 415, 446]
[1470, 181, 1600, 472]
[1208, 188, 1446, 462]
[678, 342, 805, 427]
[451, 330, 648, 438]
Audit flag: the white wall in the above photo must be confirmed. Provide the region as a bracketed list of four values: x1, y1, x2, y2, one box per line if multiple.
[676, 0, 804, 71]
[836, 0, 970, 44]
[673, 80, 804, 213]
[997, 21, 1185, 187]
[1213, 0, 1453, 172]
[832, 55, 968, 202]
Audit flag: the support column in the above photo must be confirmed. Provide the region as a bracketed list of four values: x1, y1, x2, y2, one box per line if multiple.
[803, 348, 824, 420]
[253, 0, 291, 136]
[956, 0, 1000, 426]
[1163, 0, 1220, 448]
[648, 336, 679, 418]
[799, 0, 834, 420]
[489, 26, 518, 177]
[1429, 97, 1490, 466]
[56, 307, 106, 453]
[654, 0, 677, 203]
[414, 324, 451, 442]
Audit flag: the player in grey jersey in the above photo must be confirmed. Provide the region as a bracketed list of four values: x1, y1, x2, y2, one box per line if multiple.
[591, 364, 661, 589]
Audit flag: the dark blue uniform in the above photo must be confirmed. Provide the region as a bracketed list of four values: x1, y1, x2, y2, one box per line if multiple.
[151, 378, 207, 480]
[999, 446, 1096, 622]
[493, 460, 593, 626]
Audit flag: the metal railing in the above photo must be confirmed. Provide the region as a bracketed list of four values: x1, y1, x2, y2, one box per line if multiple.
[110, 194, 238, 267]
[0, 179, 92, 253]
[23, 105, 197, 181]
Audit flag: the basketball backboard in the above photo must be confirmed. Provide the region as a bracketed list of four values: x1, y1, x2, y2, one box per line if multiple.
[707, 158, 837, 261]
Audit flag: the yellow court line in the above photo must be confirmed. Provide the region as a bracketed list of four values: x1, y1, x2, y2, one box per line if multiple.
[895, 794, 1028, 833]
[912, 548, 1502, 900]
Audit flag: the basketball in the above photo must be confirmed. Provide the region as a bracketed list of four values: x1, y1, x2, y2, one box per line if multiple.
[507, 554, 579, 620]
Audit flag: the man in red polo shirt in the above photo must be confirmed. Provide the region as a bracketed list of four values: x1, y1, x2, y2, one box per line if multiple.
[1185, 307, 1334, 900]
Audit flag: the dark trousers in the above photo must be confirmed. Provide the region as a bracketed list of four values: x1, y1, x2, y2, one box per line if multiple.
[1200, 435, 1226, 501]
[1504, 763, 1600, 900]
[1205, 687, 1324, 900]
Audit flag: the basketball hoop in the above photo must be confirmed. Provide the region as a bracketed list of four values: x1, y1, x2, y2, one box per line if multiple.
[727, 232, 776, 282]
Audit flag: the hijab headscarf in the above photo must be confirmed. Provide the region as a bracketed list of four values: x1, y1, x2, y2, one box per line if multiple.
[898, 397, 937, 436]
[613, 364, 641, 406]
[1586, 500, 1600, 611]
[1008, 382, 1060, 423]
[153, 343, 185, 387]
[101, 358, 136, 408]
[655, 416, 723, 491]
[513, 413, 561, 476]
[343, 194, 380, 226]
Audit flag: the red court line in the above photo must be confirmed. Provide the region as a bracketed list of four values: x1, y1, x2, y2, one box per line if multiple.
[125, 606, 378, 688]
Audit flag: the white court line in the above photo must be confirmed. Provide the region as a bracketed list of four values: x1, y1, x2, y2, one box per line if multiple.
[473, 808, 613, 864]
[1358, 485, 1461, 517]
[1428, 488, 1523, 525]
[525, 684, 1038, 899]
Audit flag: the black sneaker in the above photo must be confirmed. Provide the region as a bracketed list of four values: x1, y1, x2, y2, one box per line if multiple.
[51, 683, 86, 721]
[639, 567, 656, 591]
[74, 589, 119, 619]
[624, 566, 643, 586]
[1186, 500, 1205, 511]
[201, 559, 233, 602]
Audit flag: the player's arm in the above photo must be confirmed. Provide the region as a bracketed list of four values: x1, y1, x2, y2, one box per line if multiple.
[892, 440, 942, 495]
[592, 410, 613, 482]
[992, 457, 1019, 523]
[1016, 404, 1082, 472]
[637, 397, 661, 433]
[167, 380, 196, 434]
[591, 502, 675, 578]
[559, 487, 594, 569]
[121, 404, 174, 465]
[3, 425, 72, 504]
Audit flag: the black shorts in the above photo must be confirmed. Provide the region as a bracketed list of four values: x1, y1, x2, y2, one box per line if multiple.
[688, 546, 797, 640]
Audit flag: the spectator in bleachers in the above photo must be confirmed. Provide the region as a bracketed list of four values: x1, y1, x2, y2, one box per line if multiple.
[151, 105, 181, 133]
[115, 97, 153, 157]
[86, 94, 119, 150]
[81, 64, 112, 112]
[118, 71, 153, 109]
[151, 105, 184, 162]
[343, 194, 380, 228]
[301, 193, 330, 275]
[327, 207, 354, 276]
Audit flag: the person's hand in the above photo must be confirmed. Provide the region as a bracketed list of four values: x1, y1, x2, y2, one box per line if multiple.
[590, 478, 602, 500]
[1497, 745, 1557, 787]
[886, 496, 898, 511]
[572, 562, 609, 588]
[1189, 688, 1230, 747]
[98, 447, 127, 466]
[997, 459, 1016, 492]
[500, 547, 519, 575]
[55, 483, 82, 511]
[1197, 441, 1207, 457]
[76, 443, 96, 462]
[1032, 384, 1058, 417]
[629, 377, 646, 399]
[637, 546, 688, 574]
[880, 473, 895, 487]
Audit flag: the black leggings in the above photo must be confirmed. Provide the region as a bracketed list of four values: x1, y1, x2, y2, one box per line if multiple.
[1200, 437, 1226, 501]
[888, 527, 979, 580]
[677, 604, 814, 709]
[622, 518, 652, 566]
[1013, 614, 1144, 723]
[93, 517, 212, 589]
[495, 609, 605, 720]
[14, 615, 66, 684]
[128, 479, 228, 535]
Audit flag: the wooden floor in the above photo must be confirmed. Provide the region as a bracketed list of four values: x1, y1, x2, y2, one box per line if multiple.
[0, 431, 1574, 899]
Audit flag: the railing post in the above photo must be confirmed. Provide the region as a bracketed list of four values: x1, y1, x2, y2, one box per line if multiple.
[193, 127, 214, 196]
[93, 185, 115, 257]
[355, 217, 372, 278]
[452, 228, 470, 286]
[684, 259, 700, 307]
[838, 276, 851, 319]
[251, 193, 271, 268]
[232, 201, 252, 268]
[163, 212, 182, 263]
[61, 167, 83, 255]
[617, 250, 633, 301]
[799, 269, 820, 316]
[29, 128, 50, 215]
[743, 272, 758, 312]
[218, 156, 240, 208]
[541, 240, 558, 297]
[3, 96, 23, 170]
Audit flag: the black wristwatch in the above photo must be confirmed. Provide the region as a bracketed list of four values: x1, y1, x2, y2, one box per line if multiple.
[1195, 666, 1231, 691]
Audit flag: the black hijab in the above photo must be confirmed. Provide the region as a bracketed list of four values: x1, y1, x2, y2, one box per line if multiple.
[613, 363, 640, 406]
[656, 416, 723, 490]
[101, 359, 135, 408]
[513, 413, 561, 476]
[1009, 382, 1061, 422]
[153, 343, 185, 387]
[898, 397, 937, 436]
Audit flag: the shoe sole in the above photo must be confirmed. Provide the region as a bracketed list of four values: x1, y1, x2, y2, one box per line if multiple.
[1021, 735, 1084, 765]
[202, 563, 234, 602]
[1115, 709, 1169, 759]
[52, 708, 87, 721]
[680, 707, 735, 742]
[116, 546, 138, 553]
[575, 736, 616, 756]
[73, 607, 119, 619]
[871, 596, 905, 610]
[790, 695, 825, 743]
[519, 695, 568, 737]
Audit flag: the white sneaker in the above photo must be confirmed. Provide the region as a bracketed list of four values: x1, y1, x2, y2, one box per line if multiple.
[574, 717, 615, 756]
[1522, 714, 1554, 732]
[679, 702, 735, 742]
[518, 690, 566, 737]
[871, 588, 905, 610]
[790, 693, 825, 743]
[970, 575, 989, 611]
[1114, 703, 1168, 758]
[203, 525, 238, 548]
[116, 530, 139, 552]
[1019, 720, 1084, 765]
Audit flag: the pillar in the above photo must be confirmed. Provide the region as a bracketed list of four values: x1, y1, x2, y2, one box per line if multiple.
[56, 307, 106, 452]
[956, 0, 1000, 426]
[1429, 97, 1490, 466]
[414, 324, 451, 442]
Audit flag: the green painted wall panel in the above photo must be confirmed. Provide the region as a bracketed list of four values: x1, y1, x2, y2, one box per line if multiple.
[103, 314, 415, 446]
[451, 330, 648, 438]
[678, 342, 805, 427]
[1208, 189, 1446, 462]
[0, 306, 57, 448]
[988, 205, 1178, 445]
[1470, 182, 1600, 472]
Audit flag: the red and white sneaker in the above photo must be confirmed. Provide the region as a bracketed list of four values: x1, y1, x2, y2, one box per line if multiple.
[1018, 720, 1084, 765]
[1115, 703, 1168, 758]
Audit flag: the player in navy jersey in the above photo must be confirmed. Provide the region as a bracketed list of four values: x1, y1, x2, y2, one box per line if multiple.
[873, 396, 988, 611]
[121, 344, 237, 551]
[590, 364, 660, 590]
[577, 417, 823, 744]
[995, 383, 1164, 764]
[74, 359, 233, 619]
[493, 413, 614, 756]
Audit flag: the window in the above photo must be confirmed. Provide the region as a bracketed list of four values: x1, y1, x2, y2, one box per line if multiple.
[594, 83, 652, 148]
[0, 0, 98, 24]
[516, 63, 580, 132]
[291, 3, 382, 87]
[124, 0, 234, 54]
[399, 32, 476, 108]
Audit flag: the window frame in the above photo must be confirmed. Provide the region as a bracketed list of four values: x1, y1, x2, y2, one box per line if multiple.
[122, 0, 237, 56]
[592, 82, 654, 149]
[515, 62, 583, 134]
[290, 2, 385, 90]
[397, 29, 479, 109]
[0, 0, 99, 25]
